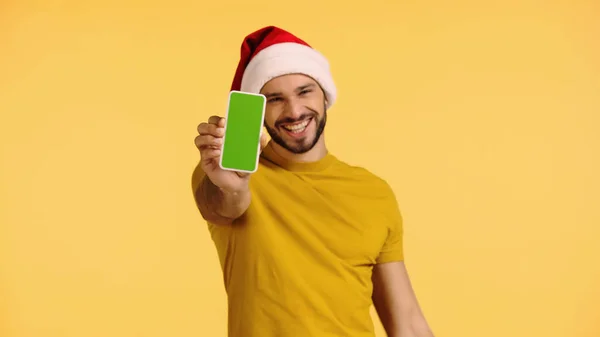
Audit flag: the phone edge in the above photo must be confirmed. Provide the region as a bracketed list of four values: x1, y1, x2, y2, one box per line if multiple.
[218, 90, 266, 174]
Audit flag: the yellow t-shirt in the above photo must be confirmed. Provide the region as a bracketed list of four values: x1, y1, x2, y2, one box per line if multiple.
[194, 143, 404, 337]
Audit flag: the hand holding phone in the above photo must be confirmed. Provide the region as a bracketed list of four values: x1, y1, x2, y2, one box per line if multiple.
[194, 91, 267, 193]
[219, 91, 267, 173]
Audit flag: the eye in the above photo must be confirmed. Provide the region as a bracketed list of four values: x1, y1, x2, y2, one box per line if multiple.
[299, 89, 312, 95]
[268, 97, 282, 103]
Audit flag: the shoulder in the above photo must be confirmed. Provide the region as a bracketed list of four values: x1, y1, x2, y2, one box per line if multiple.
[330, 157, 398, 199]
[331, 159, 404, 228]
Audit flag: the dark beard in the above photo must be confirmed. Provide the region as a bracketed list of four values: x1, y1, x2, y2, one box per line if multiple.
[265, 109, 327, 154]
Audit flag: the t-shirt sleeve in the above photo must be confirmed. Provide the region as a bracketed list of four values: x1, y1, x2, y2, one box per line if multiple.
[375, 185, 405, 264]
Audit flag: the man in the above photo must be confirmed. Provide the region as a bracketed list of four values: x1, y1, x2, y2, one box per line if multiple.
[192, 26, 434, 337]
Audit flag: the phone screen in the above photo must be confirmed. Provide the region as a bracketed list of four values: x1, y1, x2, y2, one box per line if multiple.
[219, 91, 266, 173]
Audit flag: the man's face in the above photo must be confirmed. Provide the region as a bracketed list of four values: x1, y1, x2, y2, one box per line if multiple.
[260, 74, 327, 154]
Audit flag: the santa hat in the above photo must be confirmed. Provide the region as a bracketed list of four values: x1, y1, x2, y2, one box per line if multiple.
[230, 26, 337, 109]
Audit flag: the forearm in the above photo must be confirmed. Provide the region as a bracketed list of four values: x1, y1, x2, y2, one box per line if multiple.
[393, 310, 435, 337]
[374, 303, 434, 337]
[196, 175, 251, 225]
[372, 262, 435, 337]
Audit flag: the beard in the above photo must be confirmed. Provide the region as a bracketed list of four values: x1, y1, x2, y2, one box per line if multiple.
[265, 107, 327, 154]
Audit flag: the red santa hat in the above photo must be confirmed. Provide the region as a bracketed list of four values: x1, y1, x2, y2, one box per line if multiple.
[230, 26, 337, 109]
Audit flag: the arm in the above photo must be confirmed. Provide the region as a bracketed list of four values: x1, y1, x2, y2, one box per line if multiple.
[372, 261, 435, 337]
[191, 163, 251, 226]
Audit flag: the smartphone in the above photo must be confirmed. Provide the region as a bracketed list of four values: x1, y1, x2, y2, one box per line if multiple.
[219, 90, 267, 173]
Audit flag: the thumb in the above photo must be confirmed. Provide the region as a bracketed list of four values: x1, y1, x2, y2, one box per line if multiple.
[259, 131, 269, 153]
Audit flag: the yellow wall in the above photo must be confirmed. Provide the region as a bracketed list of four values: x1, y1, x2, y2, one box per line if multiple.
[1, 1, 599, 336]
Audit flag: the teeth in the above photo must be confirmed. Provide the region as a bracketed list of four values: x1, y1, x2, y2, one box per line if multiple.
[283, 119, 310, 133]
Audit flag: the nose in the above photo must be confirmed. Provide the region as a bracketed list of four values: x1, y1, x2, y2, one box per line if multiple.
[284, 98, 304, 119]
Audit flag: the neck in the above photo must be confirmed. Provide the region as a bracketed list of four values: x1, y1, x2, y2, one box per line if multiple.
[271, 135, 328, 163]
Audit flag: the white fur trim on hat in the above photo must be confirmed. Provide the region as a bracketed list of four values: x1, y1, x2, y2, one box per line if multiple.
[240, 42, 337, 109]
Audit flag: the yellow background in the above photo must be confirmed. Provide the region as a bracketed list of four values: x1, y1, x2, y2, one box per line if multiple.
[1, 0, 599, 336]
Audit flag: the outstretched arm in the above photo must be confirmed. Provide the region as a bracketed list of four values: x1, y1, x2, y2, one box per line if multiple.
[372, 261, 435, 337]
[191, 162, 250, 225]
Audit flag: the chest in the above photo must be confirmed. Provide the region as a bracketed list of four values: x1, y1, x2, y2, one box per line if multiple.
[235, 174, 391, 267]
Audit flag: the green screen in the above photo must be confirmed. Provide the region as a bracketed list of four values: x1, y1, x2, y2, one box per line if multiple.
[220, 91, 266, 172]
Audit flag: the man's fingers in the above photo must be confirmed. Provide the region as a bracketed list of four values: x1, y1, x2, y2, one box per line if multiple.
[208, 115, 224, 125]
[197, 123, 225, 137]
[194, 134, 223, 149]
[200, 147, 221, 161]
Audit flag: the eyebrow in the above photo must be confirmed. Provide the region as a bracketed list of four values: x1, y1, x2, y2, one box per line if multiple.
[263, 83, 316, 99]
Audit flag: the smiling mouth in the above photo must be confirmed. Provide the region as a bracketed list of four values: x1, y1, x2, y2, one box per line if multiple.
[281, 118, 312, 134]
